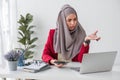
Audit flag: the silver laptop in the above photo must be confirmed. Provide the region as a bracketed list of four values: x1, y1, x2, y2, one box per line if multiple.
[80, 51, 117, 74]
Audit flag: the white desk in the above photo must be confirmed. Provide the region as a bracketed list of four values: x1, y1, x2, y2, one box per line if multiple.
[0, 63, 120, 80]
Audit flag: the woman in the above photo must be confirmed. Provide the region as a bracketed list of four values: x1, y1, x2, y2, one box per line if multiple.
[42, 4, 100, 68]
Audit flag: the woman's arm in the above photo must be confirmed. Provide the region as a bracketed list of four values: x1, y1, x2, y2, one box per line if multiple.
[42, 30, 56, 64]
[83, 30, 101, 47]
[76, 30, 100, 62]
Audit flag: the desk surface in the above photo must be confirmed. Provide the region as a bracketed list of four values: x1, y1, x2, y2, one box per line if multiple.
[0, 62, 120, 80]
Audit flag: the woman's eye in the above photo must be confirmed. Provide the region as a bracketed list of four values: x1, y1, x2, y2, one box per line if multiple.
[74, 18, 77, 21]
[68, 19, 72, 22]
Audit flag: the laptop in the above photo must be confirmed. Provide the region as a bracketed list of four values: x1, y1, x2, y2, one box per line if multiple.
[80, 51, 117, 74]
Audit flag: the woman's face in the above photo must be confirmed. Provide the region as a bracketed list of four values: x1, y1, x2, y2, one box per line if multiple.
[66, 14, 77, 31]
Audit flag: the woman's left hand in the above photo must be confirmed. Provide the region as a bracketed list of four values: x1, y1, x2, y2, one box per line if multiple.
[85, 30, 101, 41]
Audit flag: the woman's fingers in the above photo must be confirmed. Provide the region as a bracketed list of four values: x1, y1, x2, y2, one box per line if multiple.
[87, 30, 101, 41]
[93, 30, 98, 35]
[54, 63, 64, 68]
[96, 37, 101, 41]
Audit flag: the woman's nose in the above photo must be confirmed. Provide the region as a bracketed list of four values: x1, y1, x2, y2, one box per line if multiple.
[71, 21, 75, 25]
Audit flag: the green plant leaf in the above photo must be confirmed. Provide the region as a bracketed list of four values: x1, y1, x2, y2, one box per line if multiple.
[18, 31, 24, 37]
[18, 37, 26, 45]
[29, 31, 34, 35]
[29, 37, 38, 45]
[25, 30, 31, 42]
[18, 25, 27, 34]
[27, 45, 36, 50]
[18, 15, 25, 24]
[26, 13, 33, 25]
[28, 25, 35, 30]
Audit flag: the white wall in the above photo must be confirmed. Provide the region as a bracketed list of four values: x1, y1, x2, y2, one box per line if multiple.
[17, 0, 120, 65]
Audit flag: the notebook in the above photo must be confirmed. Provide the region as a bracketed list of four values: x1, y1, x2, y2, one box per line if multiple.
[79, 51, 117, 74]
[23, 60, 50, 73]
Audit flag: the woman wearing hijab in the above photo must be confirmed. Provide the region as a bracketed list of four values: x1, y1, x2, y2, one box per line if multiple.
[42, 4, 100, 68]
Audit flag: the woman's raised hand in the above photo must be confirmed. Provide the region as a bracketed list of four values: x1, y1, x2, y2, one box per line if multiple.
[85, 30, 101, 41]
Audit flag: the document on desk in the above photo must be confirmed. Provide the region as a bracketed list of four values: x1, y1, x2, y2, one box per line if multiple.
[23, 62, 50, 73]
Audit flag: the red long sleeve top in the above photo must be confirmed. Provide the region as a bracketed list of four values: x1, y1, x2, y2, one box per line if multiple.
[42, 29, 89, 64]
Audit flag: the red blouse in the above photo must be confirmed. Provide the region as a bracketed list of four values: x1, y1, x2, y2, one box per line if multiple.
[42, 29, 89, 64]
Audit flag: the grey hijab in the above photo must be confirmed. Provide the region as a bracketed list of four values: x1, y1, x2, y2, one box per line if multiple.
[53, 4, 86, 60]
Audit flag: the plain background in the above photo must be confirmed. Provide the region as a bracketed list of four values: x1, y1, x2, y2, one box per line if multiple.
[16, 0, 120, 65]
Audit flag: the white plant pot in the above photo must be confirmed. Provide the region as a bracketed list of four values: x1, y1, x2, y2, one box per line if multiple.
[8, 61, 18, 71]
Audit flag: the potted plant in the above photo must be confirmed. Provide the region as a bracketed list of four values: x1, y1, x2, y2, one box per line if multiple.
[17, 13, 38, 61]
[4, 50, 20, 71]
